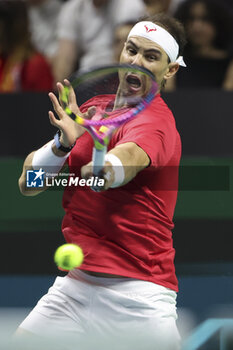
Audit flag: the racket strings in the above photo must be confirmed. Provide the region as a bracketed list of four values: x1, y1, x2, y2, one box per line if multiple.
[60, 65, 157, 146]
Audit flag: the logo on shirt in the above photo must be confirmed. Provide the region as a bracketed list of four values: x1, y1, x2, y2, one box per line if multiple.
[26, 168, 45, 188]
[144, 25, 157, 33]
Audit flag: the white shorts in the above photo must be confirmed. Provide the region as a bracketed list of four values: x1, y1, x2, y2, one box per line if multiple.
[18, 270, 180, 350]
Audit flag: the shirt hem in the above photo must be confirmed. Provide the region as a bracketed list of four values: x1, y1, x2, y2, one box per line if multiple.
[79, 267, 178, 292]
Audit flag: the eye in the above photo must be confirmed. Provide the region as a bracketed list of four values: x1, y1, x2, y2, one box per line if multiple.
[146, 54, 158, 61]
[126, 46, 137, 55]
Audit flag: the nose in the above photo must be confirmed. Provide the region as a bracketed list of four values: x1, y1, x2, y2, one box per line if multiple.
[131, 53, 144, 67]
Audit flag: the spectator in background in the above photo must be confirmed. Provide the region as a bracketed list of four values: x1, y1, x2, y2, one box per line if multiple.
[113, 21, 137, 62]
[165, 0, 233, 91]
[142, 0, 172, 15]
[113, 1, 176, 65]
[53, 0, 145, 82]
[0, 0, 54, 92]
[168, 0, 186, 15]
[142, 0, 188, 16]
[26, 0, 62, 66]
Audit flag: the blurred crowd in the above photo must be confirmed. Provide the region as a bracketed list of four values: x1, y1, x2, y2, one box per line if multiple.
[0, 0, 232, 93]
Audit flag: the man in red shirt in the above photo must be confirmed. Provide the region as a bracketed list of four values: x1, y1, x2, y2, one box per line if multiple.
[17, 14, 186, 350]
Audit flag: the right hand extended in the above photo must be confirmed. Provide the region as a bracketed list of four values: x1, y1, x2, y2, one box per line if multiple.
[48, 80, 96, 147]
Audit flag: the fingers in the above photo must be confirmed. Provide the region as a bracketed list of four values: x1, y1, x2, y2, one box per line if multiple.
[57, 82, 67, 107]
[56, 81, 73, 109]
[50, 79, 96, 126]
[49, 92, 66, 120]
[48, 111, 60, 128]
[81, 162, 113, 192]
[81, 163, 94, 184]
[64, 79, 78, 107]
[86, 106, 97, 120]
[56, 79, 95, 120]
[64, 79, 71, 86]
[58, 79, 81, 115]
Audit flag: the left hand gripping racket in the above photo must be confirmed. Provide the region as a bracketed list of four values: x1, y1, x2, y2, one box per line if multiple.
[60, 64, 158, 191]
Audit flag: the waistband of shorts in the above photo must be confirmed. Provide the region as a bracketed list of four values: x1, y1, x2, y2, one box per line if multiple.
[67, 269, 177, 297]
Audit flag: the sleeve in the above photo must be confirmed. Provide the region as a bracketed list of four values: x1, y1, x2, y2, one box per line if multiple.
[57, 0, 82, 42]
[114, 108, 177, 168]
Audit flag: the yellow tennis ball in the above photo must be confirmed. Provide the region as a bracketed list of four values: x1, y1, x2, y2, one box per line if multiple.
[54, 244, 84, 271]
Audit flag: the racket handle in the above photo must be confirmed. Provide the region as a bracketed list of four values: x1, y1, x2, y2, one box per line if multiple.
[91, 146, 107, 191]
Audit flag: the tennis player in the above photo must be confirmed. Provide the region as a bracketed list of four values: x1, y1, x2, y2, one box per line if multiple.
[17, 14, 186, 350]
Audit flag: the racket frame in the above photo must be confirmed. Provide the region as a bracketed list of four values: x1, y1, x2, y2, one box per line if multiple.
[60, 64, 158, 189]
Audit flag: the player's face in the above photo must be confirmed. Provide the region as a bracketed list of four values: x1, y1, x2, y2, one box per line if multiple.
[120, 36, 179, 90]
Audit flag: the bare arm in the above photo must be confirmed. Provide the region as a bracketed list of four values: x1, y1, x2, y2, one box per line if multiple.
[18, 144, 71, 196]
[18, 81, 94, 196]
[107, 142, 150, 186]
[81, 141, 150, 190]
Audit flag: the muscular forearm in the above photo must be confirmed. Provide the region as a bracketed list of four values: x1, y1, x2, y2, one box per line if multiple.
[18, 141, 70, 196]
[81, 142, 150, 191]
[108, 142, 150, 186]
[19, 79, 90, 196]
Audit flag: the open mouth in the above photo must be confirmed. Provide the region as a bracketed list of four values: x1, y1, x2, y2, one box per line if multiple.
[126, 74, 142, 92]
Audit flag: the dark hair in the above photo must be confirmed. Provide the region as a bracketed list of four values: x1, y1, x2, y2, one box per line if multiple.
[175, 0, 233, 51]
[0, 0, 31, 55]
[140, 13, 187, 58]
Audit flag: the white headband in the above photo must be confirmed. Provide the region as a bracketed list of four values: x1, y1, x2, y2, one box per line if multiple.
[127, 21, 186, 67]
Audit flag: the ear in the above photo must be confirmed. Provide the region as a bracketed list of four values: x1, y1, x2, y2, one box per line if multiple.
[164, 63, 179, 80]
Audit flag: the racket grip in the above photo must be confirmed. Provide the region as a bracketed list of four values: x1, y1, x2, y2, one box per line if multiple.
[91, 146, 107, 191]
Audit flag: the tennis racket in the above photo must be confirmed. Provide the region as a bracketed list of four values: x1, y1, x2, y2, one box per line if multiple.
[60, 64, 158, 191]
